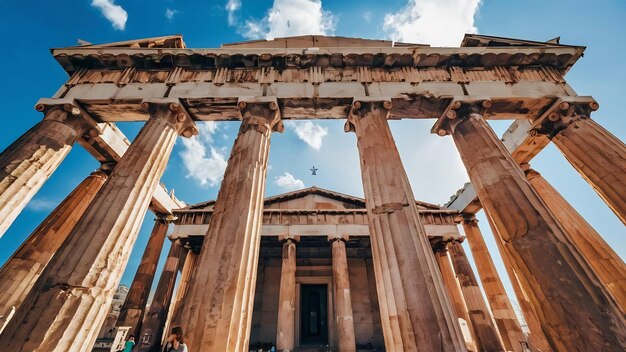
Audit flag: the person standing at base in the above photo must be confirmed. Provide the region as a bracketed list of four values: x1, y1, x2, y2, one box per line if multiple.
[120, 335, 135, 352]
[163, 326, 188, 352]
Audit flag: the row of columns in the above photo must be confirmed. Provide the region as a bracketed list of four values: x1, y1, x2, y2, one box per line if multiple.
[275, 234, 357, 352]
[0, 95, 623, 351]
[434, 101, 626, 351]
[0, 101, 198, 351]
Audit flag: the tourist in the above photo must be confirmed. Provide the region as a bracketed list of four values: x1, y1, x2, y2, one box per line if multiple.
[120, 334, 135, 352]
[163, 326, 188, 352]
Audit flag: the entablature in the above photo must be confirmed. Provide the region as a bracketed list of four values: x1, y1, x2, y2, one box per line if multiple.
[52, 45, 583, 74]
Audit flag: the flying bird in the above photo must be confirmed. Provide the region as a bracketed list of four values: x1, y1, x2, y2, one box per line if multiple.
[310, 166, 318, 176]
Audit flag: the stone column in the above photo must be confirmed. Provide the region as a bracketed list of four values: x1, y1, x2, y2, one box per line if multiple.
[434, 102, 626, 351]
[330, 235, 357, 352]
[461, 216, 526, 352]
[116, 217, 171, 336]
[536, 104, 626, 224]
[434, 247, 478, 352]
[448, 241, 504, 352]
[0, 168, 108, 332]
[168, 250, 199, 329]
[0, 102, 197, 352]
[346, 99, 466, 351]
[0, 105, 93, 238]
[137, 242, 186, 352]
[523, 165, 626, 311]
[483, 216, 552, 352]
[179, 98, 282, 352]
[276, 237, 297, 352]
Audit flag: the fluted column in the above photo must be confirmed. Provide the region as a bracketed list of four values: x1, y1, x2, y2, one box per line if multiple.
[536, 104, 626, 224]
[461, 216, 526, 352]
[330, 236, 357, 352]
[483, 216, 552, 352]
[434, 102, 626, 351]
[276, 237, 297, 352]
[0, 102, 197, 352]
[0, 168, 108, 332]
[168, 250, 199, 329]
[137, 242, 186, 352]
[0, 105, 93, 238]
[346, 99, 466, 351]
[116, 217, 171, 336]
[434, 247, 478, 352]
[179, 98, 282, 352]
[448, 240, 504, 352]
[523, 165, 626, 311]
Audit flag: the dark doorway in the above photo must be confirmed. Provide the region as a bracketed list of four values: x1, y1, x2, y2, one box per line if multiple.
[300, 284, 328, 346]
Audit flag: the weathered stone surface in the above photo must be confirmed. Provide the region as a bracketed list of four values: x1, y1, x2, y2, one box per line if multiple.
[168, 250, 198, 330]
[179, 98, 281, 351]
[482, 218, 552, 352]
[0, 107, 91, 238]
[441, 108, 626, 351]
[461, 217, 526, 352]
[524, 166, 626, 312]
[541, 110, 626, 225]
[347, 100, 466, 351]
[435, 248, 478, 352]
[0, 103, 195, 352]
[116, 218, 169, 336]
[137, 242, 186, 352]
[276, 239, 296, 351]
[331, 238, 357, 352]
[0, 169, 107, 332]
[448, 241, 504, 352]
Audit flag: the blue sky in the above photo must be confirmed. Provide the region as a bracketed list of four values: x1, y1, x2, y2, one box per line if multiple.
[0, 0, 624, 321]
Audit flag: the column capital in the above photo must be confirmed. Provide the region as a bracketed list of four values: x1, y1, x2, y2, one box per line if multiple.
[529, 97, 598, 139]
[278, 234, 300, 243]
[431, 98, 492, 137]
[35, 98, 99, 137]
[344, 97, 393, 133]
[141, 99, 198, 138]
[328, 233, 349, 243]
[461, 214, 478, 225]
[155, 214, 177, 223]
[519, 163, 542, 181]
[237, 97, 284, 134]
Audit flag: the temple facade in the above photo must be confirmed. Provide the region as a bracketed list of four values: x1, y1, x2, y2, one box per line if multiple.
[0, 34, 624, 352]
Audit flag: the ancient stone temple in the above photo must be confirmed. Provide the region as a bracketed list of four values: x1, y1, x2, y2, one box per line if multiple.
[0, 34, 624, 352]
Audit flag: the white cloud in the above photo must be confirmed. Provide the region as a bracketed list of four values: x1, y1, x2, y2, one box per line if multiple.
[27, 198, 59, 212]
[285, 121, 328, 150]
[274, 172, 305, 191]
[383, 0, 481, 47]
[179, 122, 228, 187]
[226, 0, 241, 26]
[91, 0, 128, 30]
[239, 0, 336, 40]
[165, 8, 178, 21]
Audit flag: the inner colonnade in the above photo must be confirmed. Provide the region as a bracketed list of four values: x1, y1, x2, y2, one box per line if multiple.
[0, 34, 624, 351]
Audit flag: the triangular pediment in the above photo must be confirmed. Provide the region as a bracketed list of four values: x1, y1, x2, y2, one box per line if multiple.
[72, 34, 186, 49]
[182, 186, 444, 212]
[222, 35, 425, 49]
[461, 34, 577, 48]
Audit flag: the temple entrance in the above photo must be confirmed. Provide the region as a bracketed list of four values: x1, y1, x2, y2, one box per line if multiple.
[299, 284, 328, 346]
